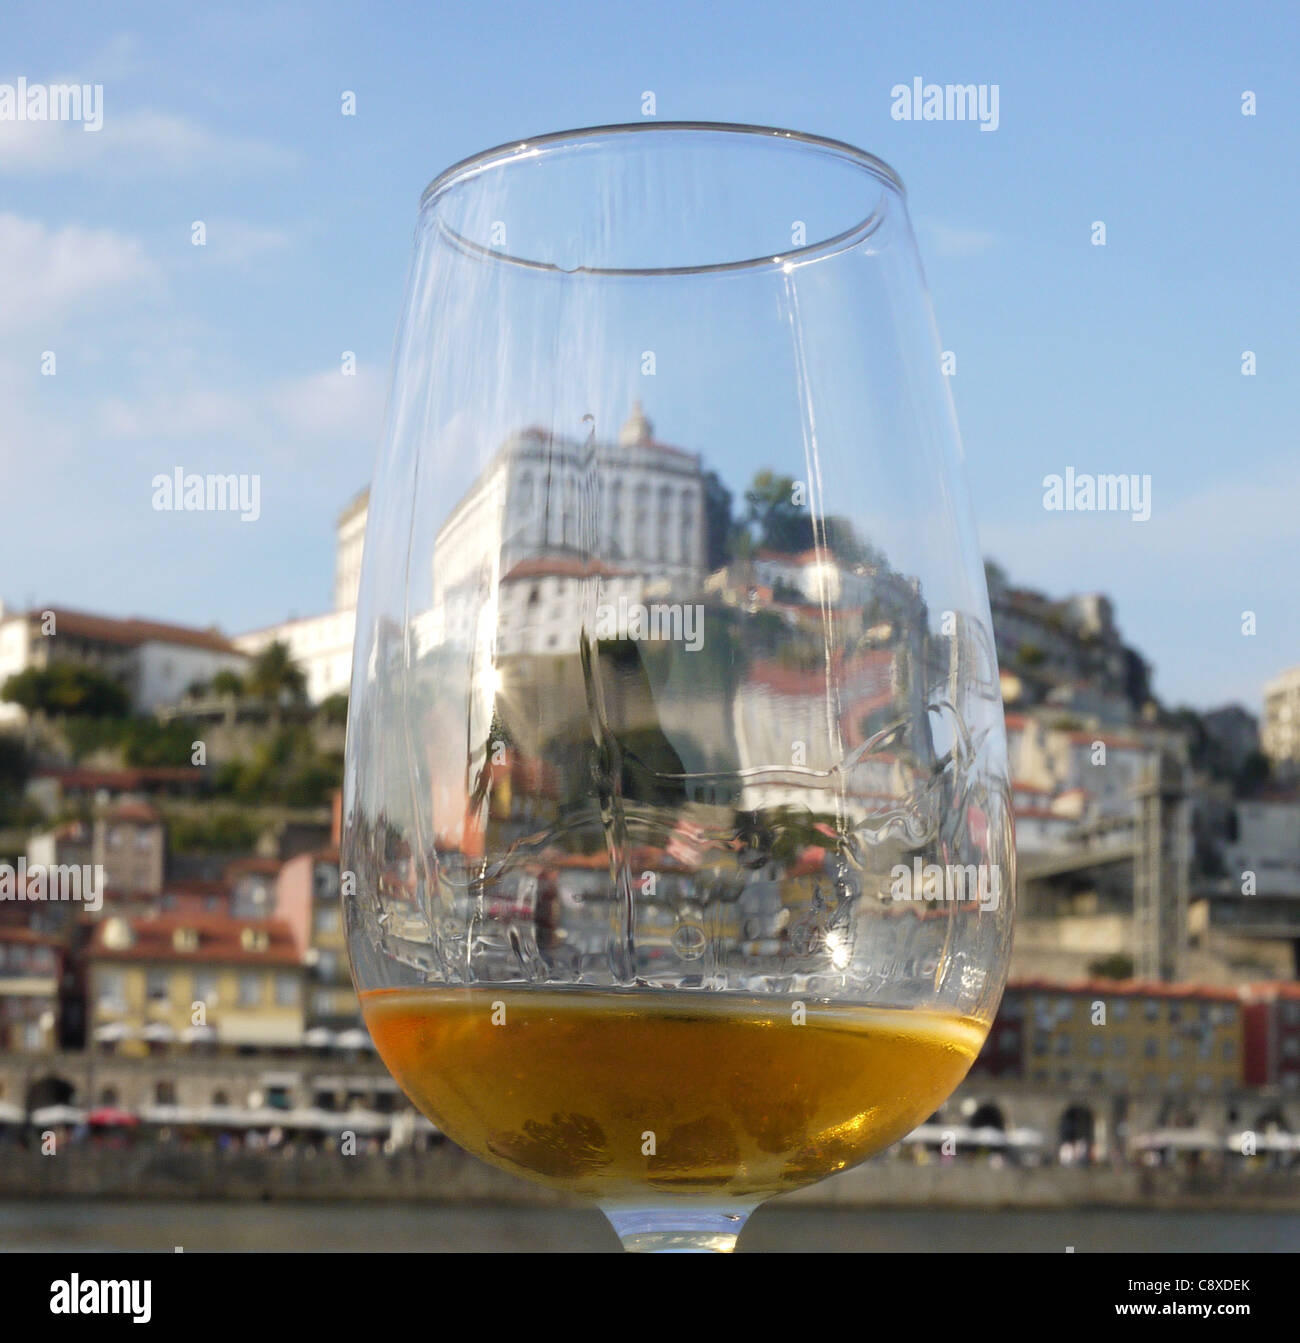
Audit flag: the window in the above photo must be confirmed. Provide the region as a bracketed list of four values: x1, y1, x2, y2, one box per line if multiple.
[275, 973, 298, 1008]
[238, 973, 262, 1008]
[314, 906, 340, 935]
[1144, 1000, 1160, 1022]
[98, 970, 126, 1008]
[1144, 1039, 1159, 1060]
[193, 971, 218, 1008]
[1113, 1000, 1129, 1022]
[146, 969, 169, 1002]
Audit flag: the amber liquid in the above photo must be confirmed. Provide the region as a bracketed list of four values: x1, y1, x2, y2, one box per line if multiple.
[362, 987, 985, 1204]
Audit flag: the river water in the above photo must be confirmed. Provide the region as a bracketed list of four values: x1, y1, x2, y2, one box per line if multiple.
[0, 1201, 1296, 1252]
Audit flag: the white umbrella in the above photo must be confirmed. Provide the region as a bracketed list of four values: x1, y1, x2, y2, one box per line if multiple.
[0, 1101, 24, 1123]
[277, 1107, 327, 1130]
[204, 1106, 287, 1128]
[304, 1027, 337, 1048]
[1227, 1130, 1296, 1152]
[142, 1022, 176, 1043]
[902, 1123, 963, 1145]
[1007, 1126, 1045, 1148]
[139, 1104, 201, 1125]
[31, 1105, 86, 1126]
[1136, 1128, 1221, 1150]
[334, 1028, 373, 1051]
[180, 1024, 216, 1044]
[93, 1022, 136, 1043]
[327, 1109, 391, 1135]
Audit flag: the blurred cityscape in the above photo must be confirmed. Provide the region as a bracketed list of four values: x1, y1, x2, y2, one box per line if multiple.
[3, 408, 1300, 1212]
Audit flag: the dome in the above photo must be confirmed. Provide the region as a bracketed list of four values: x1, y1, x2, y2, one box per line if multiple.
[618, 400, 653, 446]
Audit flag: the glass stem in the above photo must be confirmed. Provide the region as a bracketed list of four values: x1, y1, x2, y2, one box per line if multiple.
[602, 1207, 754, 1253]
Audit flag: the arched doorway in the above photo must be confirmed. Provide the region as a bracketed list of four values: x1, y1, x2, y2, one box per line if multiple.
[1059, 1103, 1095, 1163]
[25, 1074, 75, 1111]
[969, 1101, 1006, 1131]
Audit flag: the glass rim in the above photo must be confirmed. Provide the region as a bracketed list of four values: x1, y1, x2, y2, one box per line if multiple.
[418, 120, 907, 277]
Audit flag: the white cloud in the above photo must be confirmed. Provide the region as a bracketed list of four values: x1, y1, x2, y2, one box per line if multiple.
[98, 386, 256, 440]
[271, 366, 386, 442]
[0, 212, 159, 334]
[0, 109, 293, 175]
[97, 364, 386, 451]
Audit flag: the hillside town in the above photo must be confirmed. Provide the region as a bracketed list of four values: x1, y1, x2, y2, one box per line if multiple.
[2, 418, 1300, 1198]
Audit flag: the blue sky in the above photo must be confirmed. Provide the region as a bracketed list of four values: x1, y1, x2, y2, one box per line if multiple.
[1, 1, 1296, 712]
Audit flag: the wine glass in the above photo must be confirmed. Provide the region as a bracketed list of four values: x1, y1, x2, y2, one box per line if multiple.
[342, 122, 1014, 1253]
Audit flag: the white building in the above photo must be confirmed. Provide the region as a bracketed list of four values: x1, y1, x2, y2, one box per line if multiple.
[240, 407, 708, 701]
[432, 403, 707, 618]
[0, 604, 248, 722]
[1263, 665, 1300, 770]
[752, 549, 875, 610]
[235, 491, 366, 704]
[495, 558, 646, 657]
[235, 607, 356, 705]
[1222, 799, 1300, 898]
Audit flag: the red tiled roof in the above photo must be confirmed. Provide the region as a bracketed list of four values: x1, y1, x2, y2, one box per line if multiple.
[223, 856, 281, 878]
[1007, 976, 1242, 1003]
[103, 800, 162, 824]
[163, 877, 229, 897]
[0, 928, 63, 948]
[25, 607, 240, 654]
[502, 557, 635, 581]
[88, 915, 302, 967]
[36, 766, 198, 789]
[747, 650, 892, 698]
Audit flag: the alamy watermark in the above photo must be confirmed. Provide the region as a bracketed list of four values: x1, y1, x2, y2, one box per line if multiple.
[0, 78, 102, 131]
[0, 859, 103, 912]
[152, 470, 261, 522]
[593, 597, 704, 651]
[1042, 468, 1151, 522]
[891, 78, 999, 132]
[889, 859, 1002, 912]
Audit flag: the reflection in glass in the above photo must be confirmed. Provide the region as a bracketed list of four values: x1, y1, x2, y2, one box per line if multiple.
[343, 123, 1015, 1252]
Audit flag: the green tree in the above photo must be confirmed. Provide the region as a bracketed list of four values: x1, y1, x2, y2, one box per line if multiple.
[245, 642, 307, 705]
[318, 692, 349, 727]
[1, 665, 129, 717]
[1088, 954, 1134, 981]
[210, 669, 245, 697]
